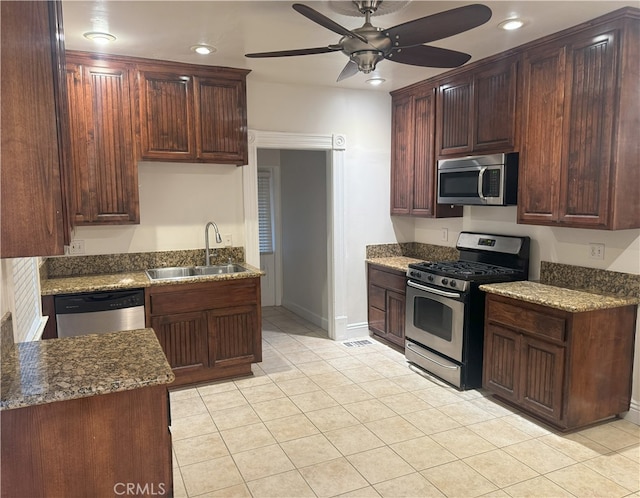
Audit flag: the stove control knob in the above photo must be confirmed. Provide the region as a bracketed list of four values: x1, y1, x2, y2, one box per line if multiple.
[441, 278, 449, 285]
[427, 275, 434, 282]
[450, 280, 457, 288]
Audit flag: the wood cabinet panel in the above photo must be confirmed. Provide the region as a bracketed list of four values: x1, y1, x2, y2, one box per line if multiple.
[484, 293, 636, 430]
[438, 78, 473, 155]
[195, 77, 248, 164]
[390, 94, 413, 215]
[411, 89, 437, 216]
[151, 312, 208, 372]
[65, 52, 139, 225]
[138, 70, 194, 159]
[1, 1, 71, 257]
[518, 13, 639, 229]
[147, 278, 262, 387]
[367, 264, 406, 348]
[1, 385, 171, 497]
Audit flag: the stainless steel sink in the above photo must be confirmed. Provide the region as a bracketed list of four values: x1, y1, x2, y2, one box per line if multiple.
[145, 264, 247, 281]
[194, 264, 247, 275]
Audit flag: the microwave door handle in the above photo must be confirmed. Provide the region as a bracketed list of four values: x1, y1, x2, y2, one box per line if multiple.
[477, 166, 487, 201]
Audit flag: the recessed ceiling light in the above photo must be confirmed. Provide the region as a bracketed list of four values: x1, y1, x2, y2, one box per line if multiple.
[498, 18, 525, 31]
[83, 31, 116, 44]
[191, 45, 217, 55]
[366, 77, 386, 86]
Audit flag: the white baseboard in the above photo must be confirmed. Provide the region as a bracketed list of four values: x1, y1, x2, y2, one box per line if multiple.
[623, 399, 640, 425]
[334, 322, 369, 341]
[281, 300, 328, 330]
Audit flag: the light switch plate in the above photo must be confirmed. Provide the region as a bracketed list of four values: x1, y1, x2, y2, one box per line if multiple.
[223, 234, 233, 247]
[69, 240, 85, 255]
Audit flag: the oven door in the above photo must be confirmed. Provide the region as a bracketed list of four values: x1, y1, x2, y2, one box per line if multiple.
[405, 280, 466, 362]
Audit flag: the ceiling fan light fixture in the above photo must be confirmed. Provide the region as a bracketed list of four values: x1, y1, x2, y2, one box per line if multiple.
[351, 50, 385, 73]
[191, 44, 217, 55]
[498, 18, 525, 31]
[83, 31, 116, 44]
[366, 76, 386, 86]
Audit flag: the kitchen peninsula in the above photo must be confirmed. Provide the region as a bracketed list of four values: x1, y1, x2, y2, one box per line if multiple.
[1, 327, 174, 497]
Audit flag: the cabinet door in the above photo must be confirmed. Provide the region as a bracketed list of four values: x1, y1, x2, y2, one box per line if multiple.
[520, 335, 565, 422]
[0, 1, 70, 257]
[483, 324, 521, 403]
[558, 31, 618, 227]
[80, 61, 139, 224]
[151, 312, 208, 372]
[437, 76, 473, 156]
[194, 77, 248, 165]
[208, 305, 260, 367]
[473, 58, 518, 152]
[390, 93, 414, 215]
[385, 290, 406, 347]
[517, 45, 566, 225]
[411, 86, 437, 216]
[138, 71, 195, 160]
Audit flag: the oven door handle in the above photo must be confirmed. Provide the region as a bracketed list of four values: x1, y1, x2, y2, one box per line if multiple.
[407, 280, 461, 299]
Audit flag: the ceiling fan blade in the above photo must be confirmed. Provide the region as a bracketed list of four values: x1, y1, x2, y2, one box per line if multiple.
[293, 3, 368, 43]
[245, 46, 341, 58]
[386, 4, 492, 48]
[386, 45, 472, 68]
[336, 60, 359, 82]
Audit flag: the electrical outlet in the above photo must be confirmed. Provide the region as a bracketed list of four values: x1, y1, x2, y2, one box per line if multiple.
[589, 243, 605, 260]
[69, 240, 85, 255]
[223, 234, 233, 247]
[441, 228, 448, 241]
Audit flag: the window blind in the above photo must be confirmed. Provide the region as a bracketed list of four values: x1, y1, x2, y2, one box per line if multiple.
[258, 169, 274, 254]
[12, 257, 45, 342]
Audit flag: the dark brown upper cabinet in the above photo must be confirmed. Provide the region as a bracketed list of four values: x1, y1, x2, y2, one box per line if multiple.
[1, 1, 72, 257]
[390, 81, 462, 218]
[137, 64, 250, 165]
[65, 52, 139, 225]
[437, 55, 519, 157]
[518, 11, 639, 229]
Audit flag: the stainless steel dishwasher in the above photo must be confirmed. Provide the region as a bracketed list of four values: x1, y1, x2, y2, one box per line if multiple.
[54, 289, 145, 338]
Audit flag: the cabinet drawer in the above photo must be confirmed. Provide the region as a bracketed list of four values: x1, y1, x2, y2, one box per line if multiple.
[369, 284, 386, 310]
[368, 266, 406, 294]
[487, 297, 566, 343]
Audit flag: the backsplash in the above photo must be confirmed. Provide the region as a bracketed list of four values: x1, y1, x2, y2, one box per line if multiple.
[366, 243, 459, 261]
[44, 248, 245, 278]
[1, 312, 14, 362]
[540, 261, 640, 299]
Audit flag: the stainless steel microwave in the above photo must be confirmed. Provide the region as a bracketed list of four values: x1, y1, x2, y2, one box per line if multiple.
[437, 153, 518, 206]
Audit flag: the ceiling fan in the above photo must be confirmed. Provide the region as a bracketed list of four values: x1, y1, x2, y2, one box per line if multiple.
[245, 1, 492, 82]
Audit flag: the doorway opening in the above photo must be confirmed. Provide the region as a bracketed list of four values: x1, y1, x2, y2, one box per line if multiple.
[243, 131, 348, 340]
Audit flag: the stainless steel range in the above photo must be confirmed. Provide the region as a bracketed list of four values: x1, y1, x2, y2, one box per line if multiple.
[405, 232, 530, 390]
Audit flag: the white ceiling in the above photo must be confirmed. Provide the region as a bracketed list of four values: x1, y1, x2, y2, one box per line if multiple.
[62, 0, 637, 92]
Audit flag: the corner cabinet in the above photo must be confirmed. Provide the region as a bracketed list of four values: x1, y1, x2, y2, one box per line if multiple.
[483, 293, 636, 430]
[367, 263, 407, 348]
[1, 1, 72, 257]
[518, 13, 640, 229]
[65, 52, 140, 224]
[436, 55, 519, 156]
[138, 64, 250, 165]
[147, 278, 262, 387]
[390, 82, 461, 218]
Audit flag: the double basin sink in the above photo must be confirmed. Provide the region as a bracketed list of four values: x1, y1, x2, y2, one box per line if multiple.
[146, 264, 248, 281]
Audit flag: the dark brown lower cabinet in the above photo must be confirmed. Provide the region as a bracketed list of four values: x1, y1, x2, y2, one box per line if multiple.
[483, 293, 636, 430]
[367, 263, 407, 348]
[147, 278, 262, 387]
[1, 385, 171, 498]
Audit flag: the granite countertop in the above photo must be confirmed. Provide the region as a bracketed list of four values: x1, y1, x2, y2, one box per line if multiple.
[41, 263, 264, 296]
[1, 328, 175, 411]
[480, 281, 640, 312]
[366, 256, 424, 273]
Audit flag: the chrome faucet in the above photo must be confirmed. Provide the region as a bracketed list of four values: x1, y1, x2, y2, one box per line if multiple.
[205, 221, 222, 266]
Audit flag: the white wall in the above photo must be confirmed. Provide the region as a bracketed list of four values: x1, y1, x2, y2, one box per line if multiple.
[69, 162, 246, 255]
[280, 150, 328, 328]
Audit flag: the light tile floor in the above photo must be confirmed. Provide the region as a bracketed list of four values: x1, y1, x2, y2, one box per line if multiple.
[170, 306, 640, 498]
